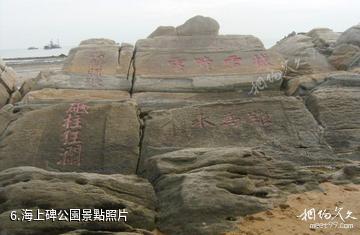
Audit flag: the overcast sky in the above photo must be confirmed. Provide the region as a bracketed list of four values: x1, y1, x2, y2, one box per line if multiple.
[0, 0, 359, 50]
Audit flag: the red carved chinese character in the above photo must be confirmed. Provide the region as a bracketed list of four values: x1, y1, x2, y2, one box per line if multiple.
[247, 111, 272, 127]
[63, 130, 81, 145]
[222, 113, 241, 127]
[195, 56, 213, 70]
[168, 58, 185, 71]
[224, 55, 242, 67]
[66, 103, 89, 114]
[88, 53, 104, 87]
[63, 114, 82, 130]
[253, 53, 270, 67]
[192, 113, 216, 128]
[57, 144, 82, 166]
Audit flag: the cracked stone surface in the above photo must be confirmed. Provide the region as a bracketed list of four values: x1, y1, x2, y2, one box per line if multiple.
[0, 166, 156, 235]
[306, 73, 360, 160]
[144, 147, 327, 235]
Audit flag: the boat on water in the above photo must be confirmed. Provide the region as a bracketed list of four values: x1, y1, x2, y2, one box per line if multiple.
[44, 40, 61, 50]
[27, 47, 38, 50]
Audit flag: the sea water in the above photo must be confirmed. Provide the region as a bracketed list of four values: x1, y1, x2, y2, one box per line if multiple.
[0, 46, 74, 59]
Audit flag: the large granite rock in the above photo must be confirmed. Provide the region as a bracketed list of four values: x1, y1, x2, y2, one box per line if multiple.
[144, 147, 325, 235]
[336, 24, 360, 47]
[271, 34, 334, 78]
[139, 97, 337, 173]
[329, 42, 360, 70]
[21, 88, 130, 104]
[0, 166, 156, 235]
[176, 15, 220, 36]
[306, 73, 360, 160]
[63, 38, 123, 76]
[133, 35, 283, 93]
[43, 39, 134, 94]
[306, 28, 340, 53]
[0, 101, 140, 174]
[284, 71, 350, 96]
[0, 58, 19, 108]
[148, 26, 177, 38]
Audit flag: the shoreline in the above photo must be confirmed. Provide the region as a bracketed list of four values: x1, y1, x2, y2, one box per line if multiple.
[2, 54, 67, 61]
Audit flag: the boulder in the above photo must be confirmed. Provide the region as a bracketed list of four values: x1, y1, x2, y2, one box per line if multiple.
[176, 15, 220, 36]
[79, 38, 117, 46]
[21, 88, 130, 104]
[271, 34, 334, 78]
[145, 147, 324, 235]
[133, 35, 283, 93]
[306, 73, 360, 160]
[9, 90, 22, 104]
[284, 71, 350, 96]
[328, 43, 360, 70]
[336, 24, 360, 47]
[0, 101, 140, 174]
[0, 85, 9, 107]
[0, 66, 17, 92]
[0, 166, 156, 235]
[63, 39, 133, 83]
[148, 26, 177, 38]
[139, 97, 337, 173]
[306, 28, 340, 53]
[0, 57, 5, 70]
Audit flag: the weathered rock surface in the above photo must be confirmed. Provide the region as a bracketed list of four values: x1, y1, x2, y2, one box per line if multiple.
[21, 70, 131, 93]
[0, 58, 19, 108]
[21, 88, 130, 104]
[64, 40, 120, 76]
[139, 97, 338, 173]
[0, 101, 140, 174]
[176, 15, 220, 36]
[329, 42, 360, 70]
[306, 73, 360, 160]
[306, 28, 340, 53]
[0, 166, 156, 235]
[144, 147, 325, 235]
[336, 24, 360, 47]
[148, 26, 177, 38]
[284, 71, 351, 96]
[134, 91, 282, 113]
[271, 34, 334, 78]
[134, 35, 283, 93]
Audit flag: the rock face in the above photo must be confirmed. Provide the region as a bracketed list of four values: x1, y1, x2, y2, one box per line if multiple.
[64, 39, 121, 76]
[176, 15, 220, 36]
[271, 34, 334, 78]
[0, 58, 19, 108]
[0, 166, 156, 235]
[306, 28, 340, 52]
[23, 70, 131, 93]
[336, 24, 360, 47]
[306, 73, 360, 160]
[21, 88, 130, 104]
[133, 35, 283, 93]
[148, 26, 177, 38]
[0, 101, 140, 174]
[144, 147, 323, 235]
[328, 24, 360, 71]
[139, 97, 336, 173]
